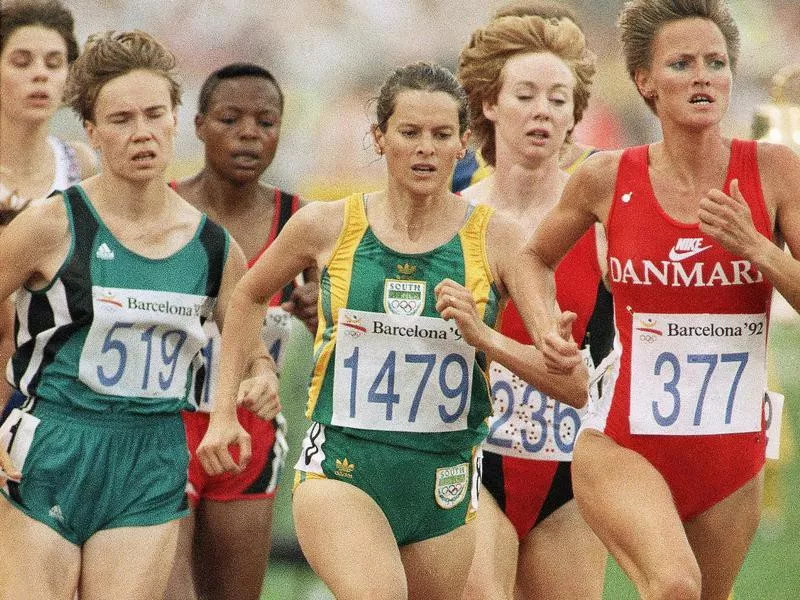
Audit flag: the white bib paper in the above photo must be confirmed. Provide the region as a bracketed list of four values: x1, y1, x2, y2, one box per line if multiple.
[80, 287, 208, 398]
[629, 312, 766, 435]
[331, 309, 474, 432]
[484, 348, 594, 461]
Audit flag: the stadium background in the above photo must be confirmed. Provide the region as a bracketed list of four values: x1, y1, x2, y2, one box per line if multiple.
[30, 0, 800, 597]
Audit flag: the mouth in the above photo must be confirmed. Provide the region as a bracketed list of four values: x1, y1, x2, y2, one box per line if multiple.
[411, 163, 436, 174]
[132, 150, 157, 162]
[28, 91, 50, 101]
[231, 151, 262, 166]
[689, 93, 714, 104]
[527, 128, 551, 139]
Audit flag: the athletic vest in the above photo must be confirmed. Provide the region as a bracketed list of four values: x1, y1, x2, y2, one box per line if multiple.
[604, 140, 773, 437]
[307, 193, 499, 451]
[8, 185, 228, 415]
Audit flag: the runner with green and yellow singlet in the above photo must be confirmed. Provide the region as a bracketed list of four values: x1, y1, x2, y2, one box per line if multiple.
[198, 62, 588, 600]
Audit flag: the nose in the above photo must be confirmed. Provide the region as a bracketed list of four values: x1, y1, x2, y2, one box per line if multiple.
[693, 65, 711, 86]
[416, 132, 435, 155]
[238, 116, 260, 139]
[31, 57, 50, 82]
[531, 95, 551, 120]
[130, 114, 154, 141]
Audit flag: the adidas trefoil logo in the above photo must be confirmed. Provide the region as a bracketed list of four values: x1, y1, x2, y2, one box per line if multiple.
[49, 504, 65, 524]
[334, 457, 355, 478]
[96, 243, 115, 261]
[396, 262, 417, 278]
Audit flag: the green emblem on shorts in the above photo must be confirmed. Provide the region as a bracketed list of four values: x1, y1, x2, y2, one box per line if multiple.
[384, 279, 426, 316]
[434, 463, 469, 509]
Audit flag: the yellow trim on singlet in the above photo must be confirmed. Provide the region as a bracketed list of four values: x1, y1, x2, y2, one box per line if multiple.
[564, 147, 595, 175]
[459, 203, 495, 323]
[306, 194, 368, 417]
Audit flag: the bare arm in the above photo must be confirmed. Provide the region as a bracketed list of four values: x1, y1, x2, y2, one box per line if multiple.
[197, 201, 343, 475]
[0, 197, 70, 482]
[434, 212, 590, 408]
[0, 298, 14, 412]
[510, 154, 617, 371]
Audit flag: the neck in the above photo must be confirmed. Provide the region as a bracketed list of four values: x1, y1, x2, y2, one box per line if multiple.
[192, 168, 266, 215]
[383, 181, 453, 239]
[656, 124, 728, 181]
[489, 150, 566, 218]
[0, 114, 52, 174]
[92, 171, 171, 220]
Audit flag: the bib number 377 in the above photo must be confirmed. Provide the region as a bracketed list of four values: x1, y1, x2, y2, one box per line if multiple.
[629, 312, 766, 435]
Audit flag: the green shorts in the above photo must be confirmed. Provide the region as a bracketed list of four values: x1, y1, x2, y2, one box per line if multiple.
[294, 422, 481, 546]
[1, 402, 189, 545]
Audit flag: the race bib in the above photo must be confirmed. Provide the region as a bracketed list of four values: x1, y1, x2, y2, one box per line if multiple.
[764, 391, 785, 460]
[80, 287, 210, 398]
[331, 309, 474, 432]
[629, 313, 766, 435]
[261, 306, 293, 370]
[484, 348, 594, 461]
[193, 307, 292, 412]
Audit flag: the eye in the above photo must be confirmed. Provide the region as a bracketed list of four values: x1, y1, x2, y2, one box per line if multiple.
[550, 97, 567, 106]
[45, 53, 65, 69]
[708, 58, 727, 70]
[146, 108, 167, 120]
[435, 131, 453, 140]
[8, 51, 32, 68]
[669, 60, 688, 71]
[218, 116, 237, 125]
[259, 119, 277, 129]
[400, 129, 417, 138]
[516, 94, 533, 101]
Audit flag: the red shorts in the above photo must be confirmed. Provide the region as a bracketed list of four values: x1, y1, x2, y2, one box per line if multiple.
[183, 407, 288, 505]
[603, 419, 766, 521]
[482, 451, 574, 540]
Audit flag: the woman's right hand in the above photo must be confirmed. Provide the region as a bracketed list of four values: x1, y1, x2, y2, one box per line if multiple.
[541, 311, 582, 374]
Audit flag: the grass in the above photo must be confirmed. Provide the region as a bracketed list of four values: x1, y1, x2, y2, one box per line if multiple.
[260, 322, 800, 599]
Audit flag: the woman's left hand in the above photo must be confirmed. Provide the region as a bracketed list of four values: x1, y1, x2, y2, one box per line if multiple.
[434, 278, 490, 350]
[699, 179, 770, 261]
[197, 413, 252, 476]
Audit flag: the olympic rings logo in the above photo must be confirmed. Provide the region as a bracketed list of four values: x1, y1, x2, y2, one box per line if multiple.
[639, 333, 658, 343]
[389, 299, 419, 314]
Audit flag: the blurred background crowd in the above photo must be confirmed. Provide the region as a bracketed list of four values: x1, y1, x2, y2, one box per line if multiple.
[49, 0, 800, 200]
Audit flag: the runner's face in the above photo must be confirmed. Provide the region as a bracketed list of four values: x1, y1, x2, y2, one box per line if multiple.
[637, 18, 731, 129]
[484, 51, 575, 166]
[196, 76, 282, 185]
[0, 26, 69, 124]
[85, 69, 177, 182]
[376, 89, 467, 196]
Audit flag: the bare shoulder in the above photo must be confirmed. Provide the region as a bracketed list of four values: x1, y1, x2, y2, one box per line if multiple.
[561, 149, 624, 223]
[291, 197, 346, 240]
[18, 194, 69, 238]
[756, 141, 800, 212]
[486, 207, 527, 249]
[68, 141, 99, 179]
[756, 141, 800, 178]
[568, 150, 623, 191]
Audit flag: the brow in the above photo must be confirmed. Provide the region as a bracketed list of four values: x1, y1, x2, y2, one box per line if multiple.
[106, 104, 169, 118]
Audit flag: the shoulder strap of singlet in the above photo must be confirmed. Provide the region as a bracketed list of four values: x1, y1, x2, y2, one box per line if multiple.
[197, 218, 228, 300]
[459, 202, 495, 322]
[61, 185, 100, 268]
[275, 189, 300, 302]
